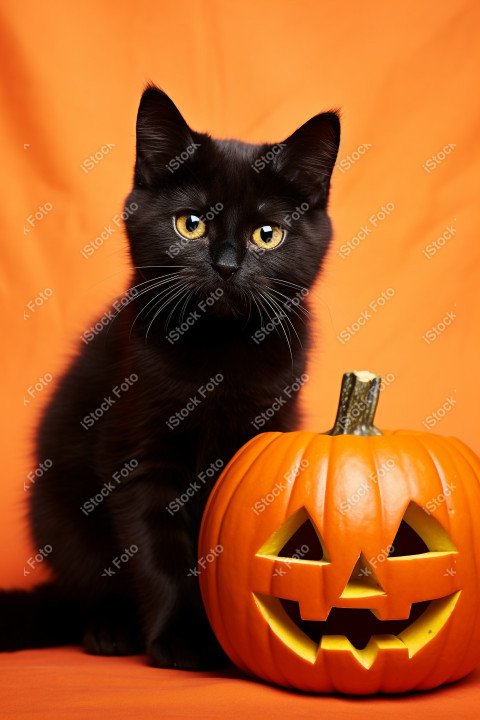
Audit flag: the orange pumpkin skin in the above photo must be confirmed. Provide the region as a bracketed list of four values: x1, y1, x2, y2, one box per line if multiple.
[199, 379, 480, 694]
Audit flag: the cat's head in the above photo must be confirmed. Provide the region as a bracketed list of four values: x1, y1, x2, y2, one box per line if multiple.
[124, 85, 340, 323]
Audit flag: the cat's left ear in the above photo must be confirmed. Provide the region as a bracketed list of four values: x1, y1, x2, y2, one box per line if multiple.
[273, 111, 340, 207]
[134, 85, 198, 186]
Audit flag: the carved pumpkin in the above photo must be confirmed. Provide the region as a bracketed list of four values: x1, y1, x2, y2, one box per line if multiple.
[199, 371, 480, 694]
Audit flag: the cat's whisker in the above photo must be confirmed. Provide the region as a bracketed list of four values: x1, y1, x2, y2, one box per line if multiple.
[261, 291, 293, 345]
[97, 272, 186, 322]
[131, 271, 187, 294]
[264, 290, 303, 351]
[178, 290, 196, 328]
[86, 266, 187, 292]
[250, 293, 266, 328]
[240, 289, 253, 326]
[164, 285, 193, 332]
[257, 290, 292, 364]
[137, 284, 187, 337]
[102, 275, 185, 341]
[266, 276, 309, 293]
[140, 278, 186, 326]
[145, 283, 192, 340]
[133, 265, 190, 270]
[255, 293, 272, 328]
[130, 280, 188, 337]
[259, 291, 294, 367]
[269, 276, 333, 317]
[119, 276, 186, 324]
[125, 270, 187, 296]
[267, 287, 310, 321]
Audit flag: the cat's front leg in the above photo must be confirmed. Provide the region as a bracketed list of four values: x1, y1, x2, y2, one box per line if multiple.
[110, 475, 226, 670]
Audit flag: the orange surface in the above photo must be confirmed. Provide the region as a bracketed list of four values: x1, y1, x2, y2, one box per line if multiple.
[0, 648, 479, 720]
[1, 0, 480, 715]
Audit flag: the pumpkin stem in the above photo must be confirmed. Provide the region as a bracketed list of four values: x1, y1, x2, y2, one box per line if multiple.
[326, 370, 383, 436]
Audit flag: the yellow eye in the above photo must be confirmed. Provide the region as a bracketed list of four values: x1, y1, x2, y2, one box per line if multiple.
[175, 214, 207, 240]
[251, 225, 284, 250]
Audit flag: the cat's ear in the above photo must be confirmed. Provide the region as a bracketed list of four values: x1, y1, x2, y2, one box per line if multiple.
[135, 85, 197, 186]
[273, 111, 340, 206]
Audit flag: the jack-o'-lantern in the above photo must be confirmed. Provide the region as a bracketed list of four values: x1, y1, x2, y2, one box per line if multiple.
[199, 371, 480, 694]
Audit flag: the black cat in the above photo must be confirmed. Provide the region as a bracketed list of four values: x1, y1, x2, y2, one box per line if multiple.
[0, 86, 340, 669]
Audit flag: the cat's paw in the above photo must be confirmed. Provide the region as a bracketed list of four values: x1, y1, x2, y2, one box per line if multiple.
[83, 613, 144, 656]
[147, 628, 228, 670]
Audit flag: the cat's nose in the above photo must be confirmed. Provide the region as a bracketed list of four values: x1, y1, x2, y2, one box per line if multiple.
[211, 243, 241, 280]
[211, 262, 238, 281]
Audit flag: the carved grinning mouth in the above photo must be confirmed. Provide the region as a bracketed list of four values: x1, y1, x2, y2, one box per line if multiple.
[252, 504, 461, 668]
[281, 598, 430, 648]
[254, 592, 460, 668]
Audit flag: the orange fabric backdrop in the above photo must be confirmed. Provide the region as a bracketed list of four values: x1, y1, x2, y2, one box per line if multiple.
[1, 0, 479, 614]
[2, 0, 480, 589]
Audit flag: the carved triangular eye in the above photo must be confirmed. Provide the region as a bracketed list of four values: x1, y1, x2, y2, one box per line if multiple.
[340, 553, 385, 597]
[388, 520, 429, 556]
[388, 501, 457, 557]
[257, 507, 329, 561]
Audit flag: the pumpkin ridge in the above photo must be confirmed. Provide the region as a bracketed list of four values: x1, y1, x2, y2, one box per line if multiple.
[419, 435, 480, 688]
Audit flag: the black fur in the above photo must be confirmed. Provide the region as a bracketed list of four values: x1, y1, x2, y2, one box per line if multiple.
[1, 87, 340, 668]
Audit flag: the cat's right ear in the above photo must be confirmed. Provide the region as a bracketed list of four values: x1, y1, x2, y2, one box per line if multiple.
[134, 86, 196, 186]
[272, 111, 341, 207]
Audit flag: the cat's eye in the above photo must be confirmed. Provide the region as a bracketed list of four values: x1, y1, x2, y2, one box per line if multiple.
[175, 214, 207, 240]
[251, 225, 284, 250]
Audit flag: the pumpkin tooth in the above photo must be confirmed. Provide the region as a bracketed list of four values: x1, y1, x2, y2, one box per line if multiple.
[320, 635, 408, 669]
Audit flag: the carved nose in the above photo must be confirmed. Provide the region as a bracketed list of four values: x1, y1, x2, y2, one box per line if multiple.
[211, 263, 238, 281]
